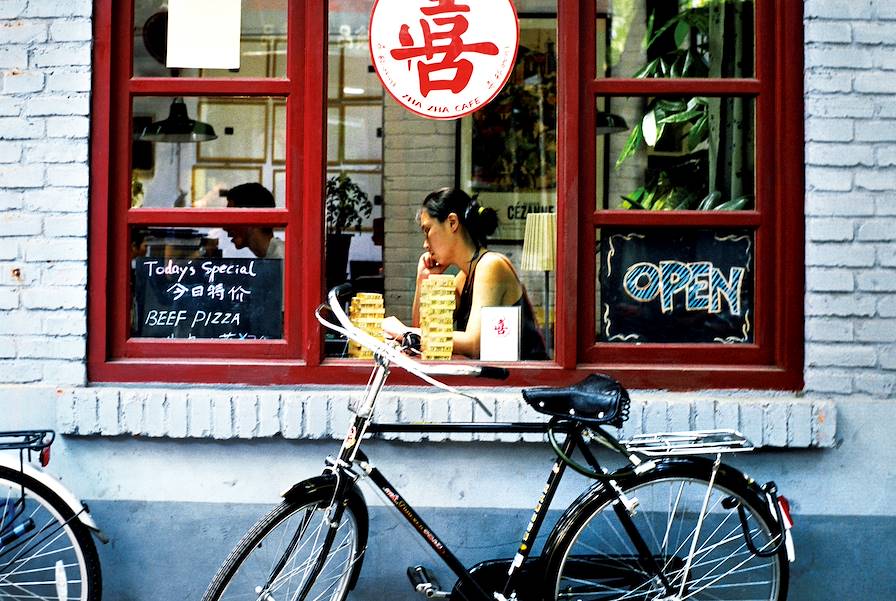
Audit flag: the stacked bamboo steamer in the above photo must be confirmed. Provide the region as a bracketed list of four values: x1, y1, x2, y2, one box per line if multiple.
[348, 292, 384, 358]
[420, 274, 455, 360]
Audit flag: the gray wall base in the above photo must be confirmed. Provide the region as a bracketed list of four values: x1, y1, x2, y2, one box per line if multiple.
[89, 500, 891, 601]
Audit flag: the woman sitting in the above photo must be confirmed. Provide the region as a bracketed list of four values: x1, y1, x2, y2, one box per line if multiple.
[383, 188, 547, 360]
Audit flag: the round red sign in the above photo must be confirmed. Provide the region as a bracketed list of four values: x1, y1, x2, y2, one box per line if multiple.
[369, 0, 519, 120]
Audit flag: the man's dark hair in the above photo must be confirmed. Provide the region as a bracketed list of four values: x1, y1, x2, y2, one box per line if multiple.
[225, 183, 275, 208]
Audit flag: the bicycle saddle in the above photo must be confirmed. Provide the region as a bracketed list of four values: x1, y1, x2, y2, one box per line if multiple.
[522, 374, 631, 427]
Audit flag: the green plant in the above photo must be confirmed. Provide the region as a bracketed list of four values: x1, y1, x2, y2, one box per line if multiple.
[615, 0, 752, 211]
[325, 174, 372, 236]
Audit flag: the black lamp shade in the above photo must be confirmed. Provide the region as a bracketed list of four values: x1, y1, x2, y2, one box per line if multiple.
[137, 98, 217, 143]
[596, 111, 629, 135]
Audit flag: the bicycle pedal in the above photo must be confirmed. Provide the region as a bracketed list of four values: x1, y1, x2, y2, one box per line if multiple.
[407, 565, 449, 598]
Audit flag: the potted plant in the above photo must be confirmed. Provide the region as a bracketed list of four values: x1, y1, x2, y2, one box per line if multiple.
[325, 173, 372, 289]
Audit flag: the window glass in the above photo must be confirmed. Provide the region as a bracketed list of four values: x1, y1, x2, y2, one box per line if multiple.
[598, 96, 755, 210]
[131, 96, 286, 209]
[325, 0, 557, 361]
[132, 0, 288, 78]
[599, 0, 755, 79]
[325, 0, 383, 303]
[129, 226, 285, 340]
[596, 228, 754, 343]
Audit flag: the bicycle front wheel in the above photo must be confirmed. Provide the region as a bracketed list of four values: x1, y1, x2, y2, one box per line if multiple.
[202, 486, 367, 601]
[546, 458, 788, 601]
[0, 465, 102, 601]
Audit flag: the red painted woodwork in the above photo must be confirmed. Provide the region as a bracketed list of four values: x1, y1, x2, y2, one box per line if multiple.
[88, 0, 804, 390]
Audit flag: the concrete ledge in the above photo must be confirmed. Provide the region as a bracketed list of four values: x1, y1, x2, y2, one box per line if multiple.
[56, 386, 837, 448]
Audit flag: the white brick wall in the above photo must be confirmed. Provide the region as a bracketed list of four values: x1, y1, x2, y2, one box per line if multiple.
[804, 0, 896, 399]
[0, 0, 90, 386]
[382, 97, 456, 322]
[2, 2, 893, 444]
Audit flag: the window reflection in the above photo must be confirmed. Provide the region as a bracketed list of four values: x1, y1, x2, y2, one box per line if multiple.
[132, 0, 288, 78]
[324, 0, 558, 361]
[131, 96, 286, 209]
[601, 0, 754, 79]
[600, 96, 755, 211]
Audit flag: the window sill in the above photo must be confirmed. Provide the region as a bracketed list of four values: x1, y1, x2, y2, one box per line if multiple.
[58, 385, 836, 448]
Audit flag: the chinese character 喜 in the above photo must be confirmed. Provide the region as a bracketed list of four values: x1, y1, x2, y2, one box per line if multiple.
[494, 318, 507, 336]
[390, 0, 499, 97]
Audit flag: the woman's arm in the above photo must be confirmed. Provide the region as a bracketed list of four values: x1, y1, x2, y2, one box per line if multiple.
[411, 251, 449, 327]
[451, 254, 520, 358]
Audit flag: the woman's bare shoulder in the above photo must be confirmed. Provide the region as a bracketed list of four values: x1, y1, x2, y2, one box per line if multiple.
[477, 252, 517, 283]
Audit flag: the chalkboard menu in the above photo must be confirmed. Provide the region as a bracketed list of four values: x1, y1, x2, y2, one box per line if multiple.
[599, 230, 753, 343]
[132, 258, 283, 339]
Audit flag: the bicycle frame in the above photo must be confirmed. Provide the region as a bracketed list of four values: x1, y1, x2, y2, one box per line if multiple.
[313, 355, 656, 601]
[334, 406, 588, 600]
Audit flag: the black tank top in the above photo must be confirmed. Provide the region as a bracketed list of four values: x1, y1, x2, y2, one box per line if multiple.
[453, 251, 548, 360]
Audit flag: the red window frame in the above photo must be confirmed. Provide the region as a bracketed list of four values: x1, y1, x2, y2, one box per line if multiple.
[89, 0, 803, 389]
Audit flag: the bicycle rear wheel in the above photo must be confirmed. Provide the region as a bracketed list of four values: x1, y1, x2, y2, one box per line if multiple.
[545, 458, 788, 601]
[0, 465, 102, 601]
[202, 486, 367, 601]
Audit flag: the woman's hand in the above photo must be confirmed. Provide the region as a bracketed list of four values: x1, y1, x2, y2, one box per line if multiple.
[382, 316, 409, 340]
[417, 251, 448, 280]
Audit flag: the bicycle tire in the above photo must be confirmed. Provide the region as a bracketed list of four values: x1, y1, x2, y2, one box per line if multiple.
[202, 484, 368, 601]
[543, 457, 789, 601]
[0, 465, 102, 601]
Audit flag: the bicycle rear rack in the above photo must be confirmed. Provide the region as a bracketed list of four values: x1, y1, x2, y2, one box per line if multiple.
[621, 429, 753, 456]
[0, 430, 54, 452]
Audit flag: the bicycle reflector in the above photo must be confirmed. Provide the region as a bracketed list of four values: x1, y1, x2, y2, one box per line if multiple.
[777, 495, 794, 528]
[39, 445, 51, 467]
[777, 495, 796, 563]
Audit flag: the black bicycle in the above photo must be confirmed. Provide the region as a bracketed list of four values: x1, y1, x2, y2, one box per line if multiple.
[202, 285, 794, 601]
[0, 430, 104, 601]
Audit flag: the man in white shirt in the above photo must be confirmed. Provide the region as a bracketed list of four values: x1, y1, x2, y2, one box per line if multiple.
[223, 183, 283, 259]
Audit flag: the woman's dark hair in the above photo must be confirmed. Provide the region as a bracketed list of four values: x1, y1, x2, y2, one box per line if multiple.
[421, 187, 498, 248]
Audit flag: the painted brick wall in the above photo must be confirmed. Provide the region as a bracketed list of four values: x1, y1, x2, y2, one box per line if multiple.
[0, 2, 891, 444]
[803, 0, 896, 399]
[0, 0, 91, 386]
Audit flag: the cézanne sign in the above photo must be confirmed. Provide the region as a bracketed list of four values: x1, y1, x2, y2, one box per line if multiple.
[369, 0, 519, 120]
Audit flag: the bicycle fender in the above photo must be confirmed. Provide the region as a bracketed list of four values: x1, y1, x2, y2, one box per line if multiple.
[282, 474, 369, 523]
[281, 473, 339, 501]
[0, 454, 108, 543]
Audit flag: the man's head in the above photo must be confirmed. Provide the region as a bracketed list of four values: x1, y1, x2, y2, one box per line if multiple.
[223, 183, 277, 257]
[224, 183, 275, 209]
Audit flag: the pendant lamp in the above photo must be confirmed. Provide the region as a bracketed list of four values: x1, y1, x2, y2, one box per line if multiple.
[137, 97, 217, 143]
[596, 111, 629, 135]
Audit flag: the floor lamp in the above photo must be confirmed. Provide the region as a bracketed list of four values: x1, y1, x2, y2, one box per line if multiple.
[520, 212, 556, 355]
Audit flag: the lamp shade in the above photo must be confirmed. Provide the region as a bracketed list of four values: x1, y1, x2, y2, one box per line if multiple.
[596, 111, 629, 135]
[137, 98, 218, 143]
[520, 212, 556, 272]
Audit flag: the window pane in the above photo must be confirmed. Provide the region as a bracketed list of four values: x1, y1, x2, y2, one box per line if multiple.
[326, 0, 557, 361]
[600, 0, 755, 79]
[133, 0, 287, 78]
[343, 106, 383, 162]
[130, 226, 284, 340]
[326, 0, 382, 360]
[598, 96, 755, 211]
[131, 96, 285, 209]
[596, 228, 754, 343]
